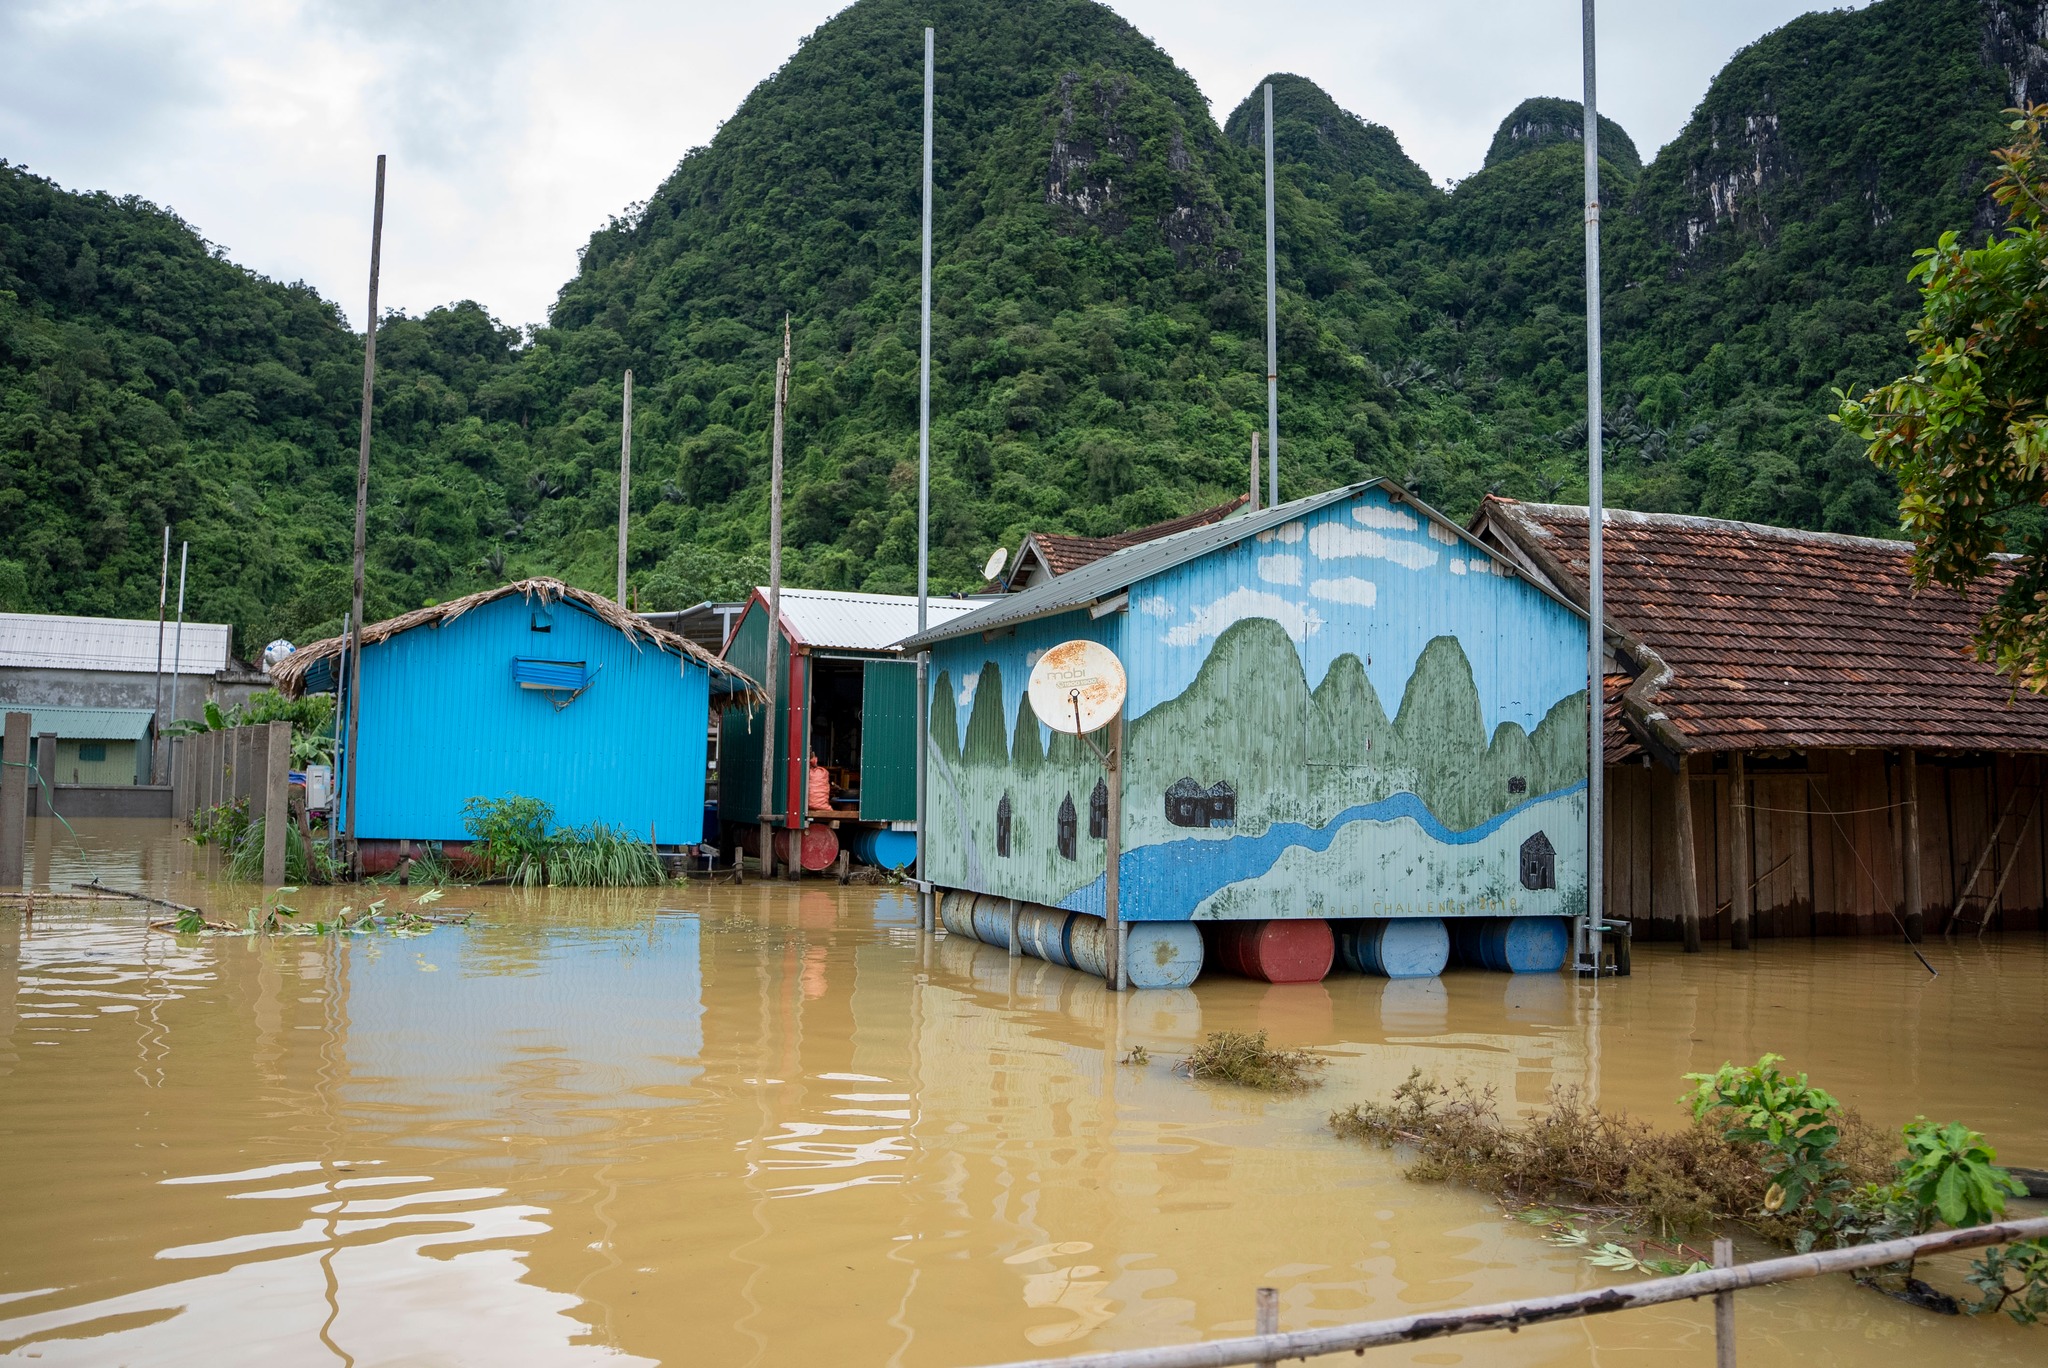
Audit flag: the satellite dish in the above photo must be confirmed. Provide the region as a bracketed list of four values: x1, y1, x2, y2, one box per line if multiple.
[983, 546, 1009, 581]
[1028, 640, 1127, 735]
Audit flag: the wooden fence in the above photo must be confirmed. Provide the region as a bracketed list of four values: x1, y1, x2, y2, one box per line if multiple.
[171, 721, 294, 885]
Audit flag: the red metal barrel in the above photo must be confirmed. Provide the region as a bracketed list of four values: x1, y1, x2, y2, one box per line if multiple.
[1201, 919, 1334, 984]
[772, 824, 842, 872]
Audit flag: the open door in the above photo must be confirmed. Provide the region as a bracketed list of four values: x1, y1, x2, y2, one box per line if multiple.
[859, 659, 918, 821]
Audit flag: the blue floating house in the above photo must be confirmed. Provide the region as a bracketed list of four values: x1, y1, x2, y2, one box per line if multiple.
[900, 482, 1589, 984]
[273, 579, 757, 859]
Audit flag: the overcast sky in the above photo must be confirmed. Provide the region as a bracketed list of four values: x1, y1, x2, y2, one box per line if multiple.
[1, 1, 1865, 331]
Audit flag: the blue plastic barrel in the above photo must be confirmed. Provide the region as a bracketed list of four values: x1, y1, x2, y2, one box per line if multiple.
[845, 827, 918, 871]
[1066, 918, 1205, 989]
[1336, 918, 1450, 978]
[1450, 916, 1569, 973]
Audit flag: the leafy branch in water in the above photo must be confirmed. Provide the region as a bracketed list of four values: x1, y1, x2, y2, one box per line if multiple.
[1332, 1058, 2046, 1321]
[1180, 1030, 1325, 1092]
[160, 888, 460, 938]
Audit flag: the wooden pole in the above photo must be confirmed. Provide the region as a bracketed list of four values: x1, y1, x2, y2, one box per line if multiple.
[262, 721, 289, 886]
[1655, 754, 1702, 952]
[1262, 82, 1279, 509]
[757, 321, 791, 875]
[1580, 0, 1607, 975]
[1106, 713, 1125, 990]
[1713, 1238, 1736, 1368]
[1252, 1288, 1278, 1368]
[1902, 748, 1924, 943]
[617, 368, 632, 605]
[345, 153, 386, 871]
[167, 541, 188, 788]
[1729, 751, 1753, 949]
[915, 25, 936, 934]
[152, 525, 169, 780]
[0, 712, 27, 888]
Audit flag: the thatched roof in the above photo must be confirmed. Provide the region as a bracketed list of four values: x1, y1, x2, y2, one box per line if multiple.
[270, 578, 760, 702]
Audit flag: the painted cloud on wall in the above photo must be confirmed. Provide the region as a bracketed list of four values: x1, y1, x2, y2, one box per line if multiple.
[1135, 595, 1174, 617]
[1256, 555, 1303, 586]
[1164, 588, 1325, 646]
[1352, 504, 1420, 531]
[1309, 576, 1377, 606]
[957, 670, 980, 706]
[1307, 522, 1438, 570]
[1254, 522, 1306, 545]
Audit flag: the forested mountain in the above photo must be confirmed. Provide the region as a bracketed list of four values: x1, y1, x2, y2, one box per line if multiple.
[1, 0, 2041, 652]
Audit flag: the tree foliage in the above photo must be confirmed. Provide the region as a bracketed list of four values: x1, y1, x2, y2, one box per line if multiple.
[1839, 103, 2048, 688]
[0, 0, 2027, 652]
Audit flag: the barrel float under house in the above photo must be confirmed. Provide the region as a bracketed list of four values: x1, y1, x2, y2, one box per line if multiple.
[900, 481, 1591, 988]
[272, 579, 756, 870]
[1474, 499, 2048, 945]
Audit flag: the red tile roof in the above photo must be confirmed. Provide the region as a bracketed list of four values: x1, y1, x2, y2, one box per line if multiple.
[1477, 498, 2048, 755]
[1013, 496, 1250, 584]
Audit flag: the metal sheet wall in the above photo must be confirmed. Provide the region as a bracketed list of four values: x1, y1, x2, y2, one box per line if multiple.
[347, 595, 710, 842]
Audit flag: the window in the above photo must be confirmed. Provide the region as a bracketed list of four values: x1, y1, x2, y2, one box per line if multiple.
[78, 743, 106, 763]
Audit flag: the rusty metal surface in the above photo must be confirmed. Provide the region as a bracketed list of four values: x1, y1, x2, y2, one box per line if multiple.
[1489, 499, 2048, 753]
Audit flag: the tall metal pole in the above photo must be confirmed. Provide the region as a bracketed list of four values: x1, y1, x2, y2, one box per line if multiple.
[1263, 82, 1280, 509]
[167, 542, 188, 788]
[1249, 433, 1260, 513]
[758, 322, 791, 875]
[617, 368, 633, 605]
[152, 524, 169, 780]
[915, 25, 936, 933]
[345, 153, 385, 867]
[1581, 1, 1606, 974]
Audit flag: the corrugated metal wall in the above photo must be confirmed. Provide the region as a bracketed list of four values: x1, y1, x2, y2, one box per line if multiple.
[348, 595, 709, 842]
[717, 606, 788, 825]
[859, 660, 918, 820]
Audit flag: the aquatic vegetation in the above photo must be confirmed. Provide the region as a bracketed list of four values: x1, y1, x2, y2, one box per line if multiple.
[461, 794, 555, 880]
[460, 795, 664, 887]
[369, 846, 465, 887]
[161, 888, 459, 938]
[1332, 1058, 2048, 1322]
[544, 824, 665, 887]
[1121, 1045, 1150, 1067]
[223, 818, 341, 885]
[188, 799, 250, 849]
[1181, 1030, 1325, 1092]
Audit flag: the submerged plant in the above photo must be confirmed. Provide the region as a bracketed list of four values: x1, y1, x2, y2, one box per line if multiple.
[544, 823, 665, 887]
[1181, 1030, 1325, 1092]
[223, 818, 340, 885]
[1683, 1054, 1850, 1227]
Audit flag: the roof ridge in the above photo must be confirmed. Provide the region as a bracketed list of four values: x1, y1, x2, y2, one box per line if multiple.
[1502, 500, 1915, 554]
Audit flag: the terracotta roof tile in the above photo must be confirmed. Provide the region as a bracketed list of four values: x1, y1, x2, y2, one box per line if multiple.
[1482, 499, 2048, 754]
[1028, 496, 1250, 578]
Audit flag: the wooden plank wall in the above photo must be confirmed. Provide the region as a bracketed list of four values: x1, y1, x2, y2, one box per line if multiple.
[1606, 751, 2046, 939]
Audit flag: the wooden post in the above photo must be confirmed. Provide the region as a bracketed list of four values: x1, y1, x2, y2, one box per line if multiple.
[262, 721, 289, 886]
[35, 731, 57, 815]
[1655, 754, 1703, 952]
[730, 845, 743, 884]
[1106, 714, 1125, 991]
[346, 153, 386, 871]
[1730, 751, 1753, 950]
[757, 321, 791, 879]
[1713, 1237, 1736, 1367]
[1008, 897, 1022, 957]
[0, 712, 27, 888]
[1902, 749, 1924, 943]
[617, 368, 632, 605]
[835, 848, 849, 884]
[1253, 1286, 1279, 1368]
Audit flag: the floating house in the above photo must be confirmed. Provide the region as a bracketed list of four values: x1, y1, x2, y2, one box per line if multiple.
[718, 588, 980, 870]
[900, 481, 1590, 986]
[272, 579, 755, 863]
[1474, 499, 2048, 942]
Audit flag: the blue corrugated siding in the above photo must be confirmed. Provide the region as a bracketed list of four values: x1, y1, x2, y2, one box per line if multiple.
[346, 595, 709, 842]
[924, 488, 1589, 921]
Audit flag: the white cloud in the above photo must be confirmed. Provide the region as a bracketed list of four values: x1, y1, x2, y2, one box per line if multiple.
[1135, 595, 1174, 618]
[1025, 648, 1045, 667]
[1254, 522, 1306, 544]
[957, 670, 979, 706]
[1164, 588, 1323, 646]
[1426, 519, 1461, 545]
[1450, 558, 1468, 575]
[1309, 576, 1377, 606]
[1256, 554, 1302, 586]
[1352, 503, 1419, 531]
[1308, 522, 1438, 570]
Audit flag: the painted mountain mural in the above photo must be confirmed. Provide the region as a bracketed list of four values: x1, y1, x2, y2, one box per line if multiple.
[922, 614, 1587, 923]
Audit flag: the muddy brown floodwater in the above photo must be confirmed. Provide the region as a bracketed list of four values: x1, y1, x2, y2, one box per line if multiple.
[2, 818, 2045, 1366]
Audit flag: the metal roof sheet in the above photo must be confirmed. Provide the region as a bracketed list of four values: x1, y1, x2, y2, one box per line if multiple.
[764, 588, 982, 652]
[0, 612, 231, 674]
[900, 480, 1566, 649]
[0, 705, 156, 740]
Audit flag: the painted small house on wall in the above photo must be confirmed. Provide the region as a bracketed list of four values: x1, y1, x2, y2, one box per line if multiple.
[901, 481, 1590, 983]
[272, 580, 754, 862]
[718, 588, 980, 869]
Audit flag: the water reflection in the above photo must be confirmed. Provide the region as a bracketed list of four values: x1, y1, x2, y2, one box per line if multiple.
[0, 819, 2044, 1366]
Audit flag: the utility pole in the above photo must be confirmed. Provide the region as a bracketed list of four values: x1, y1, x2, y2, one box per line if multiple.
[617, 369, 633, 605]
[1249, 433, 1261, 513]
[167, 542, 188, 787]
[915, 24, 936, 933]
[1580, 1, 1607, 974]
[152, 525, 169, 780]
[1263, 81, 1280, 509]
[757, 319, 791, 876]
[345, 153, 385, 872]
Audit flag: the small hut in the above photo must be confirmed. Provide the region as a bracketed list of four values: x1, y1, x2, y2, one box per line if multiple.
[717, 589, 980, 869]
[273, 579, 755, 859]
[1472, 499, 2048, 943]
[900, 481, 1591, 985]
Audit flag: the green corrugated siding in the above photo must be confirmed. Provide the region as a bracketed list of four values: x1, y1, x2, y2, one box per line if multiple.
[717, 604, 789, 825]
[859, 659, 918, 821]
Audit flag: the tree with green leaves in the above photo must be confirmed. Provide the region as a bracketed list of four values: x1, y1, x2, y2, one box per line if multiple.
[1838, 104, 2048, 689]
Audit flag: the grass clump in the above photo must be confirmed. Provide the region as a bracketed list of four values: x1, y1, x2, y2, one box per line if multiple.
[1181, 1030, 1326, 1092]
[460, 794, 665, 887]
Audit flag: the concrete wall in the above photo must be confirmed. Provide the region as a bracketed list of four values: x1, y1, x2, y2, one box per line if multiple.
[32, 784, 172, 820]
[0, 663, 271, 782]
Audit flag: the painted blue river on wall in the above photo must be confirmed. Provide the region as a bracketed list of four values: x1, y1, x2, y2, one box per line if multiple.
[1054, 781, 1586, 920]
